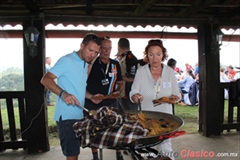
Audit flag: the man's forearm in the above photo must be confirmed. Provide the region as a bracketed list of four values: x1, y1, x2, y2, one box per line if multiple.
[85, 91, 94, 100]
[115, 81, 123, 92]
[122, 75, 134, 82]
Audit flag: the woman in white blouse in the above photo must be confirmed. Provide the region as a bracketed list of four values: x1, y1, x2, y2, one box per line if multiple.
[129, 39, 181, 160]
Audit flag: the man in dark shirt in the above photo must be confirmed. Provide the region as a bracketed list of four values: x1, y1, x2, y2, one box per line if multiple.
[85, 37, 124, 160]
[117, 38, 138, 112]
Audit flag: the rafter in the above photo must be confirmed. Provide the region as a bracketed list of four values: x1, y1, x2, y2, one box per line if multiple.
[132, 0, 158, 16]
[22, 0, 40, 14]
[217, 6, 240, 18]
[85, 0, 93, 15]
[175, 0, 222, 17]
[0, 0, 239, 28]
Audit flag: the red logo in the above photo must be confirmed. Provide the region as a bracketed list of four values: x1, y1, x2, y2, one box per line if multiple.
[128, 54, 132, 59]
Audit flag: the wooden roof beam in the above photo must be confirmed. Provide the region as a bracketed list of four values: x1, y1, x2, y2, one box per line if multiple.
[85, 0, 93, 15]
[176, 0, 222, 17]
[22, 0, 40, 14]
[132, 0, 158, 16]
[217, 6, 240, 18]
[1, 30, 239, 42]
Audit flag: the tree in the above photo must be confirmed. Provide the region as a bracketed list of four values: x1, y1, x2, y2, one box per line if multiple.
[0, 67, 24, 91]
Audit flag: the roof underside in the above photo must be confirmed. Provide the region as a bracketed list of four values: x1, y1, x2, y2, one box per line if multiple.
[0, 0, 240, 29]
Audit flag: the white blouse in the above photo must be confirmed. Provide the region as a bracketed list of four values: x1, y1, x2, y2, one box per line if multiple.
[130, 63, 181, 114]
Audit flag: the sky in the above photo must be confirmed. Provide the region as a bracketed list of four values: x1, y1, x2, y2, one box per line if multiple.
[0, 25, 239, 72]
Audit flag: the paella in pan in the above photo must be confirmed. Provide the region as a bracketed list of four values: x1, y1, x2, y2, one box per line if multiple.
[73, 106, 184, 148]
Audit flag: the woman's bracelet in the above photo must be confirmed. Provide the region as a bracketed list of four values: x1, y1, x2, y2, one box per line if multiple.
[59, 90, 67, 98]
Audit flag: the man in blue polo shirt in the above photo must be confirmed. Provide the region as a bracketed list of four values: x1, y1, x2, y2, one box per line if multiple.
[41, 33, 102, 160]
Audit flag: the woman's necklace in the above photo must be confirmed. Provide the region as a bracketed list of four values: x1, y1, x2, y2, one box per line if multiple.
[154, 78, 161, 98]
[150, 65, 162, 98]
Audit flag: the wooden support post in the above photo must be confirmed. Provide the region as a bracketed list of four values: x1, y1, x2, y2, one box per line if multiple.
[197, 23, 222, 136]
[23, 17, 49, 153]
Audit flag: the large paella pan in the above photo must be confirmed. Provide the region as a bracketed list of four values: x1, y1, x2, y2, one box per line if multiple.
[73, 106, 184, 149]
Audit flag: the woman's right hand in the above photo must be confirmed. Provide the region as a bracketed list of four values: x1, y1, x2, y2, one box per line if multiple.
[132, 93, 143, 104]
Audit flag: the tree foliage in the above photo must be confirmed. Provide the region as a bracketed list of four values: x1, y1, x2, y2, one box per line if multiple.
[0, 67, 24, 91]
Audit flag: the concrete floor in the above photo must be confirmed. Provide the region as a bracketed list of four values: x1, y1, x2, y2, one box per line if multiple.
[0, 132, 239, 160]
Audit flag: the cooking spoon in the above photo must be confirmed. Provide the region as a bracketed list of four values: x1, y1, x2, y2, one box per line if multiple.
[78, 105, 96, 116]
[138, 98, 142, 112]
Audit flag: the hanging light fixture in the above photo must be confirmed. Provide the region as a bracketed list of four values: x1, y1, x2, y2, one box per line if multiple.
[211, 28, 224, 54]
[24, 25, 40, 57]
[214, 28, 224, 46]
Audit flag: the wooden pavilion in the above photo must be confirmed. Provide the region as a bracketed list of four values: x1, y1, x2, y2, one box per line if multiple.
[0, 0, 239, 154]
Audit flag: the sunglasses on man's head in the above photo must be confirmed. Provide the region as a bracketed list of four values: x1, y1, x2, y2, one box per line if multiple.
[104, 36, 110, 39]
[100, 36, 110, 41]
[87, 34, 102, 45]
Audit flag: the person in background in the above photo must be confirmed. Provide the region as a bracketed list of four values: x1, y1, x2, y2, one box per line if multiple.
[130, 39, 181, 160]
[45, 57, 54, 106]
[233, 66, 240, 81]
[117, 38, 138, 112]
[40, 33, 102, 160]
[185, 63, 194, 72]
[220, 67, 230, 99]
[85, 37, 124, 160]
[194, 62, 199, 77]
[167, 58, 177, 114]
[227, 65, 236, 81]
[167, 58, 177, 70]
[167, 58, 180, 78]
[220, 67, 230, 83]
[178, 69, 195, 106]
[174, 67, 183, 81]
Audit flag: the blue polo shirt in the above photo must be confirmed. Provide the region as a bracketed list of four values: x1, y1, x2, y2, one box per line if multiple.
[50, 51, 88, 121]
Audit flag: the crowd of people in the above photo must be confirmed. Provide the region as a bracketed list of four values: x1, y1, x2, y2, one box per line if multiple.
[166, 60, 199, 106]
[40, 33, 239, 160]
[171, 61, 240, 105]
[220, 65, 240, 99]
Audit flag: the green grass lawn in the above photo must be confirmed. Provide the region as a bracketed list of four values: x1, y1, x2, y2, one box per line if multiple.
[174, 105, 199, 134]
[1, 100, 238, 146]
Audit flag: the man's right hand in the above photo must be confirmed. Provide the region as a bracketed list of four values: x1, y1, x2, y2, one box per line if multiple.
[62, 92, 81, 106]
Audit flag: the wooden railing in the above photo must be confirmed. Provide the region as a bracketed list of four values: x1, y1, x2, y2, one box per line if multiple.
[0, 84, 239, 151]
[219, 82, 240, 131]
[0, 91, 27, 151]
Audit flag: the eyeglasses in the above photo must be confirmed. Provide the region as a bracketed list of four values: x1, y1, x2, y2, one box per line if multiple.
[148, 39, 163, 44]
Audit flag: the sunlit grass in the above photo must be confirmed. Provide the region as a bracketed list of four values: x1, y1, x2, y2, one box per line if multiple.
[174, 104, 199, 134]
